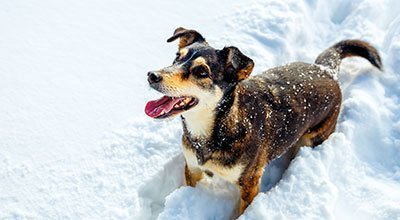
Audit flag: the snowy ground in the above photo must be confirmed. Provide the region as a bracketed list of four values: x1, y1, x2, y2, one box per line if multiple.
[1, 0, 400, 219]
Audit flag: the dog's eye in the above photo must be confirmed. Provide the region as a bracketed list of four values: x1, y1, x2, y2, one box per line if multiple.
[191, 66, 209, 78]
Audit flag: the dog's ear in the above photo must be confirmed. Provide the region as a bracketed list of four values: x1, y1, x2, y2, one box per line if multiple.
[167, 27, 206, 49]
[220, 46, 254, 82]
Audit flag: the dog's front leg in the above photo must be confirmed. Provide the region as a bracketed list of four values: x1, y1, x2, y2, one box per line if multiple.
[238, 167, 263, 215]
[184, 163, 203, 187]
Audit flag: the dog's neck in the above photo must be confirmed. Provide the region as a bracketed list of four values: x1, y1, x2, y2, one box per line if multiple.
[181, 87, 224, 137]
[181, 108, 215, 137]
[182, 84, 239, 165]
[181, 84, 237, 138]
[181, 104, 218, 138]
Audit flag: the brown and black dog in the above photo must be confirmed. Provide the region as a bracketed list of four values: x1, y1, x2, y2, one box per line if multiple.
[145, 27, 382, 216]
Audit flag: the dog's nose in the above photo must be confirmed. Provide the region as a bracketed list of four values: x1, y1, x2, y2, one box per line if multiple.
[147, 71, 162, 84]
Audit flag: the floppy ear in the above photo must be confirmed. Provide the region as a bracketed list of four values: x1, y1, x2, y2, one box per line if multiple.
[220, 46, 254, 82]
[167, 27, 206, 49]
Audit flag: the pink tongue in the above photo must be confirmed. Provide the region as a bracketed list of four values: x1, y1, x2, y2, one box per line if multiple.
[145, 95, 182, 118]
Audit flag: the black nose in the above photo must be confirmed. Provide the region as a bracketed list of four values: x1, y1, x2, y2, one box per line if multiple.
[147, 71, 162, 84]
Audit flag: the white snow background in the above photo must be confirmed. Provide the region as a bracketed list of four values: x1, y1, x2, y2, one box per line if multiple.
[1, 0, 400, 219]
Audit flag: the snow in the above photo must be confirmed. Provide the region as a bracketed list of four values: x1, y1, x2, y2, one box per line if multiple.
[1, 0, 400, 219]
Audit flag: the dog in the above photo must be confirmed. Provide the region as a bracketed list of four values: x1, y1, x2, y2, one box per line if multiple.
[144, 27, 382, 216]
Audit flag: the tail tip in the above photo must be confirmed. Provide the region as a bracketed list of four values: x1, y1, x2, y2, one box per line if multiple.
[341, 39, 383, 71]
[373, 57, 383, 71]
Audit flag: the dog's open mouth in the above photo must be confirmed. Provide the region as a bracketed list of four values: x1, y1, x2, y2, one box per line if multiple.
[145, 95, 198, 119]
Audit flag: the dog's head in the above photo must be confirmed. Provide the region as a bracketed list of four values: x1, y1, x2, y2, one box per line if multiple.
[145, 27, 254, 119]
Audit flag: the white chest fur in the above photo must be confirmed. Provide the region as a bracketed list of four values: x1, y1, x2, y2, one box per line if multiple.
[181, 87, 223, 137]
[182, 147, 243, 183]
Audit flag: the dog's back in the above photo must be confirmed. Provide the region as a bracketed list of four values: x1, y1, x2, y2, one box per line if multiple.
[238, 62, 340, 158]
[239, 40, 382, 159]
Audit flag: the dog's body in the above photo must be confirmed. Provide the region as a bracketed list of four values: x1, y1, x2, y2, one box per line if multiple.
[145, 27, 382, 216]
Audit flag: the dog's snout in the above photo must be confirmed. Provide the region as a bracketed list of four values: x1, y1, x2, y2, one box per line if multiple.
[147, 71, 162, 84]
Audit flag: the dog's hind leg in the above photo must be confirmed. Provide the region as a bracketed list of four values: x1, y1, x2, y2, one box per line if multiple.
[184, 164, 203, 187]
[280, 107, 341, 173]
[297, 105, 341, 148]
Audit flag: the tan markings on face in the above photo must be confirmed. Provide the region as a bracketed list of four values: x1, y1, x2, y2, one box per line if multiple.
[160, 69, 194, 95]
[179, 48, 189, 58]
[190, 57, 210, 72]
[160, 57, 212, 96]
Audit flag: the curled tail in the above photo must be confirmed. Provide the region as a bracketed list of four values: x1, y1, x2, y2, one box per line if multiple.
[315, 40, 383, 71]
